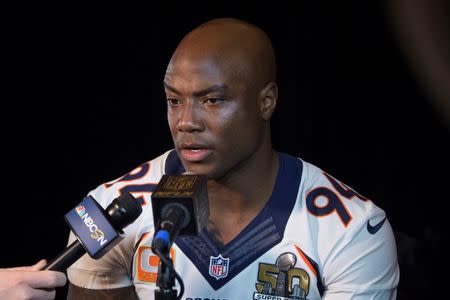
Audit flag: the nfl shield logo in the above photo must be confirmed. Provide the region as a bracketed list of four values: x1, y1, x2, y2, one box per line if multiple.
[209, 254, 229, 280]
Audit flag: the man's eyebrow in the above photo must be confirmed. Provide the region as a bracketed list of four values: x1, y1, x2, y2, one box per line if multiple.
[164, 82, 180, 94]
[163, 82, 228, 97]
[192, 84, 228, 97]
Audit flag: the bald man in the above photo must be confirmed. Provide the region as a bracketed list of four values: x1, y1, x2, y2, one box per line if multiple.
[67, 18, 399, 299]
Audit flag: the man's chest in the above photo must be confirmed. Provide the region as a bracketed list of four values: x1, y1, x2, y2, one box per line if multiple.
[132, 233, 323, 300]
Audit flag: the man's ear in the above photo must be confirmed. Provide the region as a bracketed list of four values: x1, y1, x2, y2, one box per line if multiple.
[259, 81, 278, 120]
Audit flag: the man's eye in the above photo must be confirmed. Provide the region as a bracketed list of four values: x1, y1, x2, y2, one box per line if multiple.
[167, 98, 182, 106]
[205, 98, 225, 105]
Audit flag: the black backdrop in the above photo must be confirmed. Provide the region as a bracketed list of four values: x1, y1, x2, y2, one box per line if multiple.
[2, 1, 447, 299]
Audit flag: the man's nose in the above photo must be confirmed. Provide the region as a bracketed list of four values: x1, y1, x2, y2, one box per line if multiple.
[176, 100, 203, 133]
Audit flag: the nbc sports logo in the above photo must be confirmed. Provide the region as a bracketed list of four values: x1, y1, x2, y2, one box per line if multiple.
[75, 204, 107, 246]
[76, 205, 86, 217]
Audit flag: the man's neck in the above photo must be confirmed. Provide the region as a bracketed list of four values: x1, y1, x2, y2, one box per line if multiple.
[205, 149, 279, 246]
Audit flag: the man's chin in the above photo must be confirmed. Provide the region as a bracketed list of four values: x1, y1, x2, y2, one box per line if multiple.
[180, 162, 219, 180]
[181, 161, 208, 175]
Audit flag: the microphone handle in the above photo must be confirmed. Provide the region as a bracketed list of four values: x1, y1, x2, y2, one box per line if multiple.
[43, 240, 86, 271]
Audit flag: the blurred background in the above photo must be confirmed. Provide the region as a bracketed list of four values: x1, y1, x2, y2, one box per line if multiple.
[2, 1, 448, 299]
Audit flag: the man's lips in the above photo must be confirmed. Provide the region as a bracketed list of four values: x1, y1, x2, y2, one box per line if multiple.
[179, 148, 212, 162]
[177, 143, 212, 162]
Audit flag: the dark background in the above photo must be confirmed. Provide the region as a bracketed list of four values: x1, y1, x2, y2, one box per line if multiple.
[2, 1, 447, 299]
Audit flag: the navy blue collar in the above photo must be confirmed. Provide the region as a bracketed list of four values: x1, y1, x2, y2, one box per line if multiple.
[166, 150, 303, 290]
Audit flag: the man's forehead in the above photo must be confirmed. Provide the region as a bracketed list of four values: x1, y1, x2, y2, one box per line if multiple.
[166, 52, 230, 75]
[164, 79, 229, 98]
[163, 70, 230, 94]
[164, 56, 238, 88]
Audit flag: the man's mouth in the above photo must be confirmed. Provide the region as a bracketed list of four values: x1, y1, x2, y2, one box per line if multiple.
[178, 144, 212, 162]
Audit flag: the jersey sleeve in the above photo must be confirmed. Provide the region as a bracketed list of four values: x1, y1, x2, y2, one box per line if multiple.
[301, 162, 400, 298]
[321, 214, 399, 299]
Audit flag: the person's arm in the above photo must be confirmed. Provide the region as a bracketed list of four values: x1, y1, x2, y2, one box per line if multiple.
[0, 259, 67, 300]
[67, 282, 138, 299]
[322, 215, 400, 299]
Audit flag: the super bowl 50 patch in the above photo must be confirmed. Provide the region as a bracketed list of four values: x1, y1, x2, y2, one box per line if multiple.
[254, 252, 310, 300]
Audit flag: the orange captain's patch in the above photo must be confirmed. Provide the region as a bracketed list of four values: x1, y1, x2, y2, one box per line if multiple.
[136, 246, 175, 283]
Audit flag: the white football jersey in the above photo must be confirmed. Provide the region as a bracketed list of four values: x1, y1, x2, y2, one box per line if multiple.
[67, 150, 399, 299]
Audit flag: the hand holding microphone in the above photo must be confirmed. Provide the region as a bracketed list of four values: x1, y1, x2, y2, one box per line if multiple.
[0, 192, 141, 299]
[44, 191, 142, 272]
[0, 259, 66, 300]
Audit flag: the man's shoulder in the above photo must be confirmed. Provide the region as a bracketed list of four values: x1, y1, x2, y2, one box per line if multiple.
[88, 149, 179, 207]
[296, 158, 386, 241]
[276, 152, 379, 215]
[288, 158, 392, 268]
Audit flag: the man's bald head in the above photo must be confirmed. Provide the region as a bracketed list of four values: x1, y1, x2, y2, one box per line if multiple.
[166, 18, 276, 89]
[164, 18, 279, 180]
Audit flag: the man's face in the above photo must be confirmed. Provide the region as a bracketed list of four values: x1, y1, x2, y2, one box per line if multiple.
[164, 55, 265, 179]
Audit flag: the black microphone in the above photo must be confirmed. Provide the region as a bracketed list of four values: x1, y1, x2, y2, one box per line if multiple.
[151, 173, 209, 253]
[44, 191, 142, 271]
